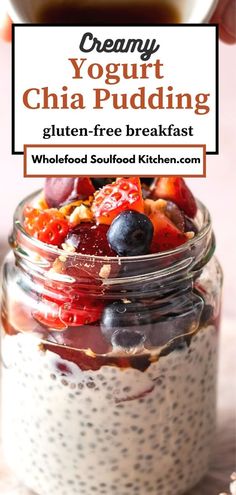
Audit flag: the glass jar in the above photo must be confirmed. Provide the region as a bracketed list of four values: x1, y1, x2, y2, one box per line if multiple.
[1, 190, 222, 495]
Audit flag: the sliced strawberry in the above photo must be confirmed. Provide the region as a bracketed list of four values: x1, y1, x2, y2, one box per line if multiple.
[33, 300, 67, 330]
[92, 177, 144, 225]
[75, 177, 95, 199]
[150, 210, 187, 253]
[59, 299, 104, 326]
[151, 178, 197, 218]
[24, 207, 69, 246]
[43, 283, 72, 306]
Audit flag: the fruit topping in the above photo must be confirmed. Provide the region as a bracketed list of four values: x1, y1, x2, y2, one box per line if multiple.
[160, 200, 186, 231]
[107, 210, 154, 256]
[45, 178, 95, 208]
[33, 301, 68, 330]
[151, 178, 197, 218]
[24, 207, 69, 246]
[23, 176, 198, 255]
[149, 210, 187, 252]
[59, 300, 104, 326]
[65, 223, 115, 256]
[33, 295, 104, 330]
[92, 177, 144, 225]
[145, 198, 185, 231]
[101, 300, 152, 349]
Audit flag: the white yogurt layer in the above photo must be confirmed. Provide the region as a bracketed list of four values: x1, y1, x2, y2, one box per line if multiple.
[1, 325, 218, 495]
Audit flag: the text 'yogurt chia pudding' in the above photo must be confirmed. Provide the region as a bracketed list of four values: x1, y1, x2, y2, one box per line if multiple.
[1, 177, 222, 495]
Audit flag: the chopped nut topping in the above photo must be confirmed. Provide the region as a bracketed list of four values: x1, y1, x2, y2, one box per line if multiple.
[59, 198, 92, 217]
[51, 258, 64, 273]
[144, 198, 167, 216]
[185, 231, 195, 240]
[37, 195, 49, 210]
[61, 243, 76, 253]
[69, 204, 93, 226]
[59, 255, 67, 262]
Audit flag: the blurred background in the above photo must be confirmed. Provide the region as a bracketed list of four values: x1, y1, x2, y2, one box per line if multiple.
[0, 33, 236, 495]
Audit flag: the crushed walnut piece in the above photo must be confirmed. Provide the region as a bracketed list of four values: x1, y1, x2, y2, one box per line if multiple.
[61, 243, 76, 253]
[59, 197, 93, 217]
[51, 257, 65, 274]
[69, 204, 93, 226]
[185, 231, 195, 240]
[144, 198, 167, 216]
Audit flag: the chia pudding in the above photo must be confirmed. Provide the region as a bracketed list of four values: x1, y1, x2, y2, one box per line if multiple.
[1, 177, 222, 495]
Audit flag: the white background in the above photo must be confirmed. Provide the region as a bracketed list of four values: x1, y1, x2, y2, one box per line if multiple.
[14, 25, 217, 153]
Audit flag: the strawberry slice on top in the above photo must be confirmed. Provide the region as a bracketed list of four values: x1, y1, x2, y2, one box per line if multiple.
[24, 207, 69, 246]
[150, 210, 187, 253]
[151, 178, 197, 218]
[92, 177, 144, 225]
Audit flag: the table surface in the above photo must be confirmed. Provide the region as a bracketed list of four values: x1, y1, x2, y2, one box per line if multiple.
[0, 318, 235, 495]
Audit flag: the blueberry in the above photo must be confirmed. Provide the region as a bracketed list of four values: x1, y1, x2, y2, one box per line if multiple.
[107, 210, 154, 256]
[101, 301, 152, 349]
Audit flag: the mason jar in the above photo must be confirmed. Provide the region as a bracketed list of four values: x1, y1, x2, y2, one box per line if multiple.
[1, 190, 222, 495]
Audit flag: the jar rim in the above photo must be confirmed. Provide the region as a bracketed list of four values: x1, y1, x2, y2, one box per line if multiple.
[12, 189, 212, 264]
